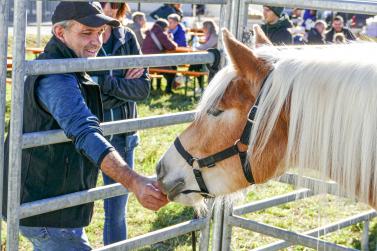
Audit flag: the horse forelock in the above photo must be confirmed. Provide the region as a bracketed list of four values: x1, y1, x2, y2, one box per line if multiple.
[249, 43, 377, 207]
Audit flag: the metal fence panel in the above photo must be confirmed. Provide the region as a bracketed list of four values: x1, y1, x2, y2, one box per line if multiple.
[0, 0, 9, 244]
[7, 0, 26, 250]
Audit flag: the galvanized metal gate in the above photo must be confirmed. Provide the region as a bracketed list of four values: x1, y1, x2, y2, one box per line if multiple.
[2, 0, 377, 250]
[0, 0, 235, 250]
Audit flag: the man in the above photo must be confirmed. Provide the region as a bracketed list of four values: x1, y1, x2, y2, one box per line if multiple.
[168, 13, 187, 47]
[2, 2, 168, 250]
[307, 20, 327, 44]
[325, 15, 356, 43]
[261, 6, 293, 45]
[127, 11, 147, 47]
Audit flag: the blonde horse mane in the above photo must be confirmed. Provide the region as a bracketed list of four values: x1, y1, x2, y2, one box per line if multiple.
[198, 43, 377, 206]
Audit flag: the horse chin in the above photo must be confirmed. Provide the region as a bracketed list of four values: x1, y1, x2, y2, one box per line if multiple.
[170, 193, 205, 207]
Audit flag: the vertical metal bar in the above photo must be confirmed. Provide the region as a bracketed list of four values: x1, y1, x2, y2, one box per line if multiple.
[199, 199, 214, 251]
[361, 220, 369, 251]
[0, 0, 9, 246]
[237, 0, 248, 40]
[221, 200, 233, 251]
[212, 199, 225, 251]
[36, 0, 42, 47]
[7, 0, 26, 250]
[229, 0, 241, 35]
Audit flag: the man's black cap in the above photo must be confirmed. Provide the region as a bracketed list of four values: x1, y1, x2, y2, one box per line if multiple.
[52, 2, 120, 27]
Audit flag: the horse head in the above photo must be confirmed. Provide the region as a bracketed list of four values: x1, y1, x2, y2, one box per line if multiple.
[156, 26, 288, 206]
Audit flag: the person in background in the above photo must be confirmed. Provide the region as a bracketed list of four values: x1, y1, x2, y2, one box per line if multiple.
[325, 15, 356, 43]
[302, 9, 317, 31]
[142, 19, 177, 93]
[193, 19, 218, 50]
[93, 2, 150, 245]
[127, 12, 147, 47]
[7, 2, 168, 250]
[261, 6, 293, 45]
[307, 20, 327, 44]
[189, 19, 219, 93]
[168, 13, 187, 47]
[150, 4, 183, 20]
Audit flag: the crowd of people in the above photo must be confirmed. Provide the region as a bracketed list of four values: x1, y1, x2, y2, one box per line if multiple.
[260, 6, 366, 45]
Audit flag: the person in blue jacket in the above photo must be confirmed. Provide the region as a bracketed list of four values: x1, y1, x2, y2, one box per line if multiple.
[92, 2, 151, 245]
[168, 13, 187, 47]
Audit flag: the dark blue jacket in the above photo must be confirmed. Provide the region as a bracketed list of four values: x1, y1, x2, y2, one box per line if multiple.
[91, 26, 150, 129]
[170, 24, 187, 47]
[150, 4, 183, 20]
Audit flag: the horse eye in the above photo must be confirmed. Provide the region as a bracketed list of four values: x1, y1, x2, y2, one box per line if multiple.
[207, 107, 224, 117]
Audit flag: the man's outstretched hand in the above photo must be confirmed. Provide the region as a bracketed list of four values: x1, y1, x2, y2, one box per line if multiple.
[101, 151, 169, 211]
[129, 175, 169, 211]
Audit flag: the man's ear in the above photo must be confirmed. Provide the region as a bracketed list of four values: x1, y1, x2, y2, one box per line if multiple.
[53, 25, 66, 43]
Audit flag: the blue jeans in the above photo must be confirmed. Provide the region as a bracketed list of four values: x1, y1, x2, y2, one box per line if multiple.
[102, 134, 139, 245]
[19, 226, 91, 251]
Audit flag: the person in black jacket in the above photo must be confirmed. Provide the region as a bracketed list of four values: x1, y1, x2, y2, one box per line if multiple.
[325, 15, 356, 43]
[261, 6, 293, 45]
[91, 2, 151, 245]
[307, 20, 327, 44]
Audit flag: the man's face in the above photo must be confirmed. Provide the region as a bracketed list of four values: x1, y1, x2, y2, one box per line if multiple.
[168, 18, 178, 30]
[138, 16, 146, 28]
[315, 23, 325, 34]
[263, 7, 278, 24]
[333, 20, 343, 32]
[57, 21, 105, 58]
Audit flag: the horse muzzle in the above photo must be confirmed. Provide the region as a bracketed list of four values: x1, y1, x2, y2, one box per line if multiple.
[156, 161, 186, 201]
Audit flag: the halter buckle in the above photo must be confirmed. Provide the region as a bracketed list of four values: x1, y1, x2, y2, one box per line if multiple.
[234, 139, 248, 153]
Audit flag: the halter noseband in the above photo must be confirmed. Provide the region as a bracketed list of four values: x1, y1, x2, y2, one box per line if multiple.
[174, 71, 272, 198]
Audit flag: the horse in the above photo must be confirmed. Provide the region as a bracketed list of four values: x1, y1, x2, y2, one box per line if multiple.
[156, 25, 377, 210]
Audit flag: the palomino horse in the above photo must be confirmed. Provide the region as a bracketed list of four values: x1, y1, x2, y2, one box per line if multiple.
[156, 26, 377, 209]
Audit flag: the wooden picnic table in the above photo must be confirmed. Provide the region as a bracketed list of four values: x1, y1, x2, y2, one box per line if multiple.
[26, 47, 43, 56]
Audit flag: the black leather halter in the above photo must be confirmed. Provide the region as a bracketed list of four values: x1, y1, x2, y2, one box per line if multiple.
[174, 71, 272, 198]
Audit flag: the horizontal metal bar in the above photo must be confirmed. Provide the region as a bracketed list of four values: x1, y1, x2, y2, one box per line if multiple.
[38, 0, 227, 4]
[228, 215, 358, 251]
[248, 0, 377, 15]
[25, 52, 215, 75]
[253, 210, 377, 251]
[20, 183, 128, 219]
[95, 218, 207, 251]
[23, 111, 196, 149]
[233, 188, 313, 215]
[279, 173, 339, 195]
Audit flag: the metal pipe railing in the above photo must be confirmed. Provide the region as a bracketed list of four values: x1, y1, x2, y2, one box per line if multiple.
[247, 0, 377, 15]
[253, 210, 376, 251]
[94, 218, 208, 251]
[7, 0, 26, 250]
[44, 0, 227, 4]
[228, 215, 358, 251]
[23, 111, 196, 149]
[26, 52, 215, 75]
[0, 0, 9, 244]
[233, 188, 313, 216]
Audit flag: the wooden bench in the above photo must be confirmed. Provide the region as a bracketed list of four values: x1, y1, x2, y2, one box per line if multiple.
[149, 67, 208, 97]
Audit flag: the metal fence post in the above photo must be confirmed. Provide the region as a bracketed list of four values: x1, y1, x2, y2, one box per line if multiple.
[199, 199, 215, 251]
[361, 220, 369, 251]
[212, 198, 225, 251]
[0, 0, 9, 246]
[36, 0, 42, 47]
[7, 0, 26, 250]
[221, 200, 233, 251]
[236, 0, 248, 40]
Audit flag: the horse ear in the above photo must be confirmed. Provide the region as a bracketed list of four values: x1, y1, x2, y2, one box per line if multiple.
[253, 24, 273, 47]
[222, 28, 262, 80]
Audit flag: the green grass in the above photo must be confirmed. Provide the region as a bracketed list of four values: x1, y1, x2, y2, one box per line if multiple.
[3, 35, 377, 250]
